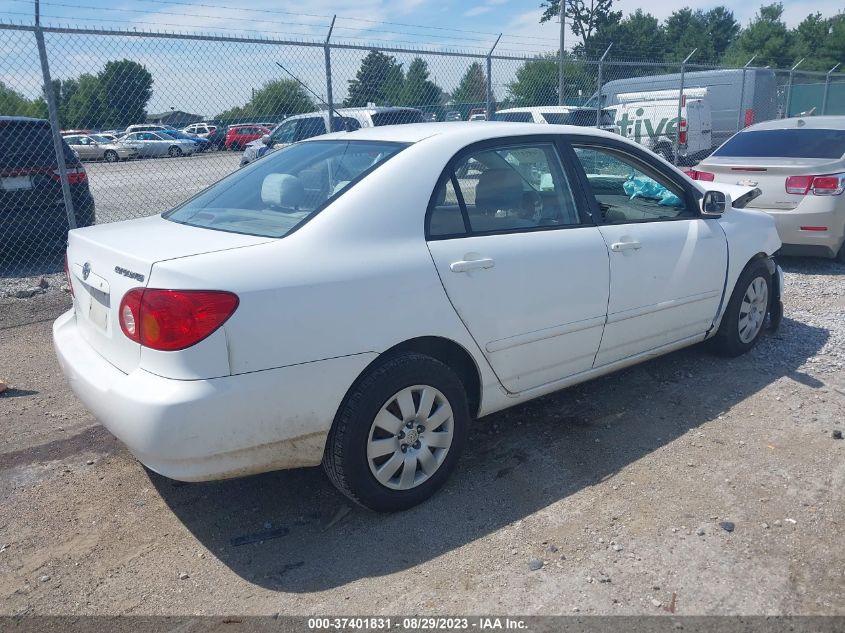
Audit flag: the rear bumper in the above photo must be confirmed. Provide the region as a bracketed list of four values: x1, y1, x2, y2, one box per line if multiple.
[53, 309, 376, 481]
[765, 206, 845, 258]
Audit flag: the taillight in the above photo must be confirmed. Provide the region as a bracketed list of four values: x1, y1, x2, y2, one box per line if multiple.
[678, 118, 687, 145]
[118, 289, 239, 351]
[684, 169, 715, 182]
[786, 173, 845, 196]
[63, 253, 74, 298]
[744, 109, 754, 127]
[50, 165, 88, 185]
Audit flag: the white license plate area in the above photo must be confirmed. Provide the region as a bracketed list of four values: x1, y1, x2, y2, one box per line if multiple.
[88, 295, 110, 331]
[1, 176, 32, 191]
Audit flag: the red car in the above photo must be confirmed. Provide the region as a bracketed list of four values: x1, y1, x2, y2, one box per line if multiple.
[224, 124, 271, 151]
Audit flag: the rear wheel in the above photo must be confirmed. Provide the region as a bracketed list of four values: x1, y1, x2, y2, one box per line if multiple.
[836, 242, 845, 263]
[103, 150, 119, 163]
[168, 145, 182, 157]
[323, 353, 470, 512]
[229, 142, 240, 152]
[710, 259, 771, 357]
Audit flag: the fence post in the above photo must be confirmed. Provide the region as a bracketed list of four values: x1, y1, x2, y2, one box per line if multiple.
[324, 15, 335, 131]
[673, 48, 696, 166]
[33, 0, 76, 231]
[736, 55, 756, 132]
[784, 58, 804, 118]
[822, 63, 841, 115]
[486, 33, 501, 118]
[558, 0, 566, 105]
[595, 43, 612, 127]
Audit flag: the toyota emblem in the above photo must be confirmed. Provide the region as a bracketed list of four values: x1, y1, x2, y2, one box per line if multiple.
[82, 262, 91, 281]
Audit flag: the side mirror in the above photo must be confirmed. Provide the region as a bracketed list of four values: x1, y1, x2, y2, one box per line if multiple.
[261, 134, 272, 146]
[702, 190, 730, 217]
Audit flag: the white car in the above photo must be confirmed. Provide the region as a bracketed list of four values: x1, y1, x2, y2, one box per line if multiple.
[54, 123, 783, 511]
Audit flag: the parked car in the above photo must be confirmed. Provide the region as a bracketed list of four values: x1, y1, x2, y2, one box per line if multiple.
[468, 113, 486, 121]
[63, 133, 137, 162]
[494, 106, 618, 134]
[467, 108, 486, 120]
[159, 129, 211, 152]
[240, 107, 425, 166]
[689, 115, 845, 261]
[224, 124, 271, 151]
[1, 116, 95, 251]
[422, 112, 437, 122]
[445, 111, 462, 121]
[55, 123, 782, 512]
[117, 131, 196, 157]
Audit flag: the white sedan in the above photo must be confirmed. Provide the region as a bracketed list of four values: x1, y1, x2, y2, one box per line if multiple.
[54, 123, 783, 511]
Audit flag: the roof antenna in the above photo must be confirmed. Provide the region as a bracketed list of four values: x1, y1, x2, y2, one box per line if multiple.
[274, 61, 351, 132]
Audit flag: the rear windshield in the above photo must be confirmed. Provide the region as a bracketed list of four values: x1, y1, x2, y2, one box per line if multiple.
[0, 120, 76, 168]
[370, 110, 425, 126]
[165, 140, 406, 238]
[494, 112, 533, 123]
[714, 129, 845, 159]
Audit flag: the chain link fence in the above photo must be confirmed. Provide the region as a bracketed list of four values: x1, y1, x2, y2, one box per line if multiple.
[1, 20, 843, 279]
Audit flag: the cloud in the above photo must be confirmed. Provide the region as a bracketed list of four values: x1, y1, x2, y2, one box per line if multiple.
[464, 6, 493, 17]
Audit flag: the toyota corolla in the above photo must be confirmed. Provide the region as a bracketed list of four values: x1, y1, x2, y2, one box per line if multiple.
[54, 123, 783, 511]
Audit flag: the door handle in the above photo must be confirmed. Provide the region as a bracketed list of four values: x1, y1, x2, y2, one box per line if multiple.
[450, 257, 495, 273]
[610, 240, 642, 252]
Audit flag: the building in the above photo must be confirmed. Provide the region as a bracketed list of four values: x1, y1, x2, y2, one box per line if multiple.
[145, 110, 204, 127]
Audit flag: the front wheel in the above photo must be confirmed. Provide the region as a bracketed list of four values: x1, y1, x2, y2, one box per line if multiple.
[323, 353, 470, 512]
[168, 146, 182, 157]
[710, 259, 771, 357]
[103, 150, 119, 163]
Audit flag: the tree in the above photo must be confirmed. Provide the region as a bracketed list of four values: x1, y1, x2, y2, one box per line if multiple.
[0, 82, 45, 118]
[451, 62, 488, 105]
[705, 7, 741, 61]
[97, 59, 153, 128]
[723, 3, 792, 67]
[505, 52, 593, 106]
[664, 9, 715, 62]
[790, 13, 836, 70]
[590, 9, 664, 59]
[399, 58, 442, 107]
[64, 74, 103, 129]
[540, 0, 622, 52]
[344, 50, 405, 107]
[217, 79, 315, 120]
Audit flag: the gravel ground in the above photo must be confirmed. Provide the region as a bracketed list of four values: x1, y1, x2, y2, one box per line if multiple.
[0, 257, 843, 616]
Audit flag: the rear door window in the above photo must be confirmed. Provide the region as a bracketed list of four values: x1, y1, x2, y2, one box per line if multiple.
[714, 129, 845, 159]
[295, 117, 327, 141]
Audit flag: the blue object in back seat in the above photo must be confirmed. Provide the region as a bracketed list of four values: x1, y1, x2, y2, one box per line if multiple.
[622, 176, 683, 207]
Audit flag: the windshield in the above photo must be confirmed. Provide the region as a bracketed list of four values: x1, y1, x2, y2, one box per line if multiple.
[165, 140, 407, 238]
[714, 129, 845, 159]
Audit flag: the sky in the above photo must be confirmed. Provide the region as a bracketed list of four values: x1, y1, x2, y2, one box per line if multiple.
[0, 0, 842, 115]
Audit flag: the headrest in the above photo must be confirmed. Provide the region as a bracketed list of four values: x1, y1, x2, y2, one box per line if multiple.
[475, 168, 523, 212]
[261, 173, 305, 208]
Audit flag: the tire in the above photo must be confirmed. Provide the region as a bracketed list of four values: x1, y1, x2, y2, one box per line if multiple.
[323, 352, 470, 512]
[710, 259, 772, 357]
[836, 242, 845, 263]
[229, 142, 240, 152]
[103, 150, 119, 163]
[168, 146, 182, 157]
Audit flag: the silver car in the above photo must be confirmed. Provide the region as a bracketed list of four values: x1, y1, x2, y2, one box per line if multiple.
[63, 134, 137, 162]
[118, 131, 196, 158]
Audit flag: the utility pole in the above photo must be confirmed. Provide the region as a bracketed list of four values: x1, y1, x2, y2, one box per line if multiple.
[558, 0, 566, 105]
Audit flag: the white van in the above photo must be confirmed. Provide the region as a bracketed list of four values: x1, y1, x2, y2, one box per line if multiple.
[604, 89, 712, 164]
[494, 106, 618, 133]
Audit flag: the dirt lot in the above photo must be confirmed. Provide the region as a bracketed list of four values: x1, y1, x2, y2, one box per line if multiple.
[0, 257, 843, 616]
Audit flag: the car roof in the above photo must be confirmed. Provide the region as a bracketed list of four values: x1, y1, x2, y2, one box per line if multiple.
[0, 115, 48, 123]
[310, 121, 622, 145]
[745, 116, 845, 132]
[497, 106, 576, 114]
[283, 107, 421, 122]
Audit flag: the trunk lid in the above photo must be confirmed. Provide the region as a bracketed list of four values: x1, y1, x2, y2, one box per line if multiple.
[67, 214, 274, 374]
[699, 157, 844, 210]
